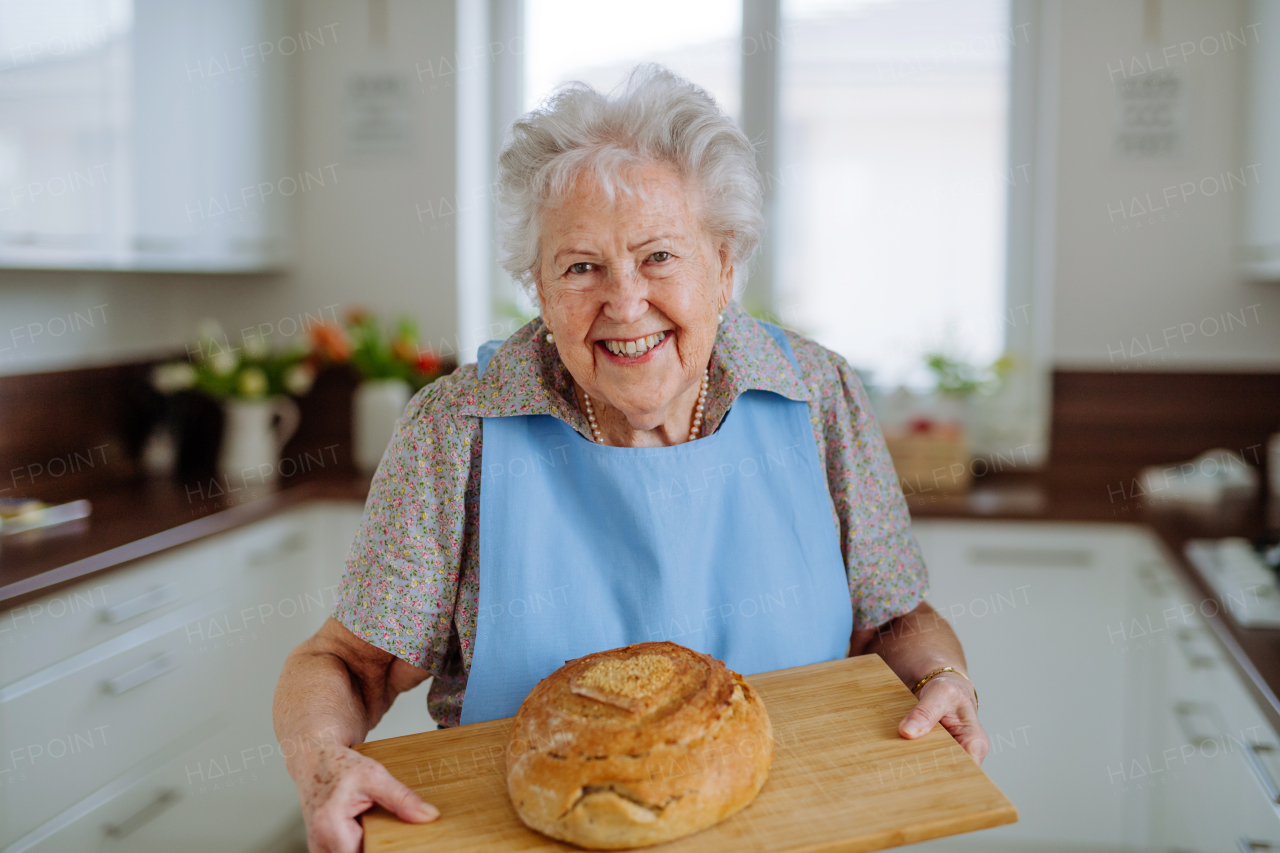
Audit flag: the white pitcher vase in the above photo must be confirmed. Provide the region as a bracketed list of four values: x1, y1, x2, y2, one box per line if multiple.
[353, 378, 412, 473]
[218, 397, 301, 488]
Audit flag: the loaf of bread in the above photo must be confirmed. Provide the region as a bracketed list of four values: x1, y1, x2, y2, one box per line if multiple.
[505, 641, 773, 849]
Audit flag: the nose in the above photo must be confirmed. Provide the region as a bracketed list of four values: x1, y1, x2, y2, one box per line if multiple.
[600, 263, 649, 325]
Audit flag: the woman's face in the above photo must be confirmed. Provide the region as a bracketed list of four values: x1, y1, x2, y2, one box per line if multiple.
[536, 162, 733, 432]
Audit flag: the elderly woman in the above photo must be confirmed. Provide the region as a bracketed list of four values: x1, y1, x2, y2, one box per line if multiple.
[274, 65, 987, 852]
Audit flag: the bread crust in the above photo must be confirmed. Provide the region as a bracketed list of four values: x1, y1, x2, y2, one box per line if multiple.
[506, 642, 773, 849]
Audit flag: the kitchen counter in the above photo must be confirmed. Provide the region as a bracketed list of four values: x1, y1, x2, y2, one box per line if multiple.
[0, 471, 371, 607]
[5, 465, 1280, 731]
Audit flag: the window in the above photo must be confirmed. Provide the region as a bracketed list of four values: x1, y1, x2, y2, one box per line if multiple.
[508, 0, 1047, 457]
[776, 0, 1011, 391]
[523, 0, 741, 116]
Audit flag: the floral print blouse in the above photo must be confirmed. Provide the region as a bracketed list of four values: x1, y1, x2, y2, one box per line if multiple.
[333, 302, 927, 727]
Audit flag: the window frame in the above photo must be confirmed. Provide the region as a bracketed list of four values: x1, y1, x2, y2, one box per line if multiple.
[472, 0, 1055, 465]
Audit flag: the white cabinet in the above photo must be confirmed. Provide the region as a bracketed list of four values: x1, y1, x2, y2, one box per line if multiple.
[0, 0, 289, 271]
[1138, 559, 1280, 853]
[0, 501, 393, 853]
[908, 521, 1280, 853]
[907, 520, 1139, 850]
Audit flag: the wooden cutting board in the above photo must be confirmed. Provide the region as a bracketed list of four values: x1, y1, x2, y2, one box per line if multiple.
[355, 655, 1017, 853]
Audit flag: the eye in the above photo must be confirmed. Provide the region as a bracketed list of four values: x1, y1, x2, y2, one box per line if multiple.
[567, 262, 594, 275]
[649, 251, 671, 263]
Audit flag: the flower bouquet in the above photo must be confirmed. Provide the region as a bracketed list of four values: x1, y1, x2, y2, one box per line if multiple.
[151, 321, 315, 486]
[308, 311, 445, 472]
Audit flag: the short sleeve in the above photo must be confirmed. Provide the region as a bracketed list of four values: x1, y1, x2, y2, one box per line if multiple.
[788, 332, 929, 629]
[332, 377, 475, 673]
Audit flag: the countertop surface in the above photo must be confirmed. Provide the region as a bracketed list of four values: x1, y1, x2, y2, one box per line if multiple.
[4, 469, 1278, 730]
[0, 471, 371, 606]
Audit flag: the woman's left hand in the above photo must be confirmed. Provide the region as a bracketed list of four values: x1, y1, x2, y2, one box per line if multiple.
[897, 672, 989, 764]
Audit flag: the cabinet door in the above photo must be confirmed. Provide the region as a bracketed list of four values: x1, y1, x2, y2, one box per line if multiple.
[0, 0, 289, 272]
[1148, 663, 1280, 853]
[1149, 677, 1255, 853]
[0, 607, 233, 848]
[131, 0, 290, 271]
[908, 520, 1133, 848]
[12, 720, 300, 853]
[1201, 655, 1280, 850]
[0, 535, 227, 683]
[1129, 531, 1280, 853]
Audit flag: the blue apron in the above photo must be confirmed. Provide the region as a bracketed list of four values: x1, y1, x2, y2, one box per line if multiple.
[459, 322, 853, 724]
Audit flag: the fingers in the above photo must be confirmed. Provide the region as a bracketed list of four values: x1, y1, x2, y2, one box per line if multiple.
[299, 747, 438, 853]
[896, 674, 991, 764]
[952, 724, 991, 765]
[307, 813, 364, 853]
[365, 762, 440, 823]
[897, 673, 979, 740]
[898, 678, 957, 739]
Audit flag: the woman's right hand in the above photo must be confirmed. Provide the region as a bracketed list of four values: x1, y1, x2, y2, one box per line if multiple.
[293, 739, 439, 853]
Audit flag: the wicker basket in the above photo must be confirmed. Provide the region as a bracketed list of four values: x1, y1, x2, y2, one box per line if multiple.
[883, 423, 972, 495]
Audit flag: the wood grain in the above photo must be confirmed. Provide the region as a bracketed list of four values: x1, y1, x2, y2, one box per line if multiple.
[354, 655, 1017, 853]
[1047, 371, 1280, 494]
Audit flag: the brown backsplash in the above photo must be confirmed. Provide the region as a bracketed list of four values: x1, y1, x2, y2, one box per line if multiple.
[1046, 370, 1280, 494]
[0, 358, 372, 503]
[1, 364, 1276, 504]
[0, 361, 156, 500]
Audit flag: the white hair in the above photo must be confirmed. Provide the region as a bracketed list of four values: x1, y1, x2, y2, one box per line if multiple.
[495, 64, 764, 298]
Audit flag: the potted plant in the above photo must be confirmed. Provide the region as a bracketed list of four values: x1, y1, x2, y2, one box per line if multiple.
[881, 352, 1012, 495]
[922, 351, 1012, 425]
[152, 320, 315, 488]
[310, 311, 444, 473]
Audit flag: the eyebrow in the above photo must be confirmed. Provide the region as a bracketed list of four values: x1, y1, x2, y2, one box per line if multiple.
[551, 233, 679, 264]
[553, 247, 600, 263]
[629, 232, 677, 251]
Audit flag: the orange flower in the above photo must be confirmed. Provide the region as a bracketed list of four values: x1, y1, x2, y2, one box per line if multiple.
[310, 323, 352, 362]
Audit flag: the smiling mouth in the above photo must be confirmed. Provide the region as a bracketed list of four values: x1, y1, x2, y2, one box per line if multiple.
[600, 331, 667, 358]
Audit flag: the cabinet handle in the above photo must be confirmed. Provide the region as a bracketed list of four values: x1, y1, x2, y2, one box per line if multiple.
[101, 583, 181, 624]
[1175, 628, 1217, 670]
[1239, 839, 1278, 852]
[1173, 702, 1218, 749]
[104, 789, 180, 839]
[104, 653, 178, 695]
[247, 530, 307, 567]
[1136, 564, 1170, 597]
[1244, 742, 1280, 805]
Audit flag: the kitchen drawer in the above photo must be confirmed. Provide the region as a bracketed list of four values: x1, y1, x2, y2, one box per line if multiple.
[1149, 682, 1280, 853]
[0, 600, 231, 846]
[3, 720, 302, 853]
[0, 536, 229, 683]
[223, 509, 314, 571]
[208, 508, 332, 687]
[1205, 664, 1280, 838]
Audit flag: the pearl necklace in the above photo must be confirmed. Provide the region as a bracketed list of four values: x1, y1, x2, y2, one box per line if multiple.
[580, 369, 710, 445]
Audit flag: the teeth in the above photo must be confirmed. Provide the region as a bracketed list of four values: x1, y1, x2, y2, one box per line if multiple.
[604, 331, 666, 357]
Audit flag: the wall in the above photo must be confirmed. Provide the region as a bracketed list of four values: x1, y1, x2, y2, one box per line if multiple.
[1050, 0, 1280, 371]
[4, 1, 1278, 378]
[0, 0, 458, 376]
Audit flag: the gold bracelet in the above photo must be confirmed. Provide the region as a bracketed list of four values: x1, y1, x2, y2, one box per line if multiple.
[911, 666, 978, 710]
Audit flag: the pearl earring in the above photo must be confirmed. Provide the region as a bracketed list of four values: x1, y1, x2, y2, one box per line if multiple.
[717, 312, 724, 324]
[545, 332, 555, 344]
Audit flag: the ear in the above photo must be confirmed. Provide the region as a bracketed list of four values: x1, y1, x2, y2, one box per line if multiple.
[717, 239, 735, 308]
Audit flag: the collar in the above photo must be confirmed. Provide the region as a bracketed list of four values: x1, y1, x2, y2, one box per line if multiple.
[459, 301, 810, 437]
